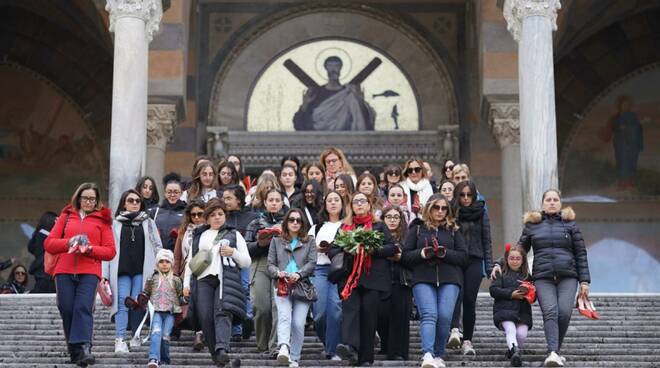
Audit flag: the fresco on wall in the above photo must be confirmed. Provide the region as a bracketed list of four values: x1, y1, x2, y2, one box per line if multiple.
[247, 39, 419, 131]
[562, 67, 660, 200]
[0, 64, 105, 281]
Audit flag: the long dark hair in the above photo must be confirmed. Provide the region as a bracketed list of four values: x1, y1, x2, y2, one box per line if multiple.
[115, 189, 146, 216]
[453, 180, 479, 213]
[503, 244, 530, 280]
[174, 199, 206, 260]
[217, 161, 240, 188]
[8, 264, 28, 286]
[135, 176, 160, 204]
[281, 208, 310, 242]
[318, 190, 346, 223]
[381, 205, 407, 241]
[301, 179, 324, 211]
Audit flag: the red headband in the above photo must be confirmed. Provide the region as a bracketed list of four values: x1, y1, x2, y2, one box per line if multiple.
[505, 243, 512, 253]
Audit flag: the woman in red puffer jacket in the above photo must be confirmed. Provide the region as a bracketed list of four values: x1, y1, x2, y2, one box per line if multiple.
[45, 182, 116, 367]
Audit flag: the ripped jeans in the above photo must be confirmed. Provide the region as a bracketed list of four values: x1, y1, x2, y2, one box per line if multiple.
[149, 312, 175, 362]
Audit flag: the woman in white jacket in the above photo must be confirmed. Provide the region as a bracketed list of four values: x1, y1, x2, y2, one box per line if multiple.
[185, 198, 251, 366]
[400, 159, 434, 222]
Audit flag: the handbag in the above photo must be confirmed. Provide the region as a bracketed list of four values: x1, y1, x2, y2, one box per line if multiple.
[291, 277, 318, 302]
[189, 229, 227, 276]
[97, 279, 113, 307]
[328, 252, 353, 283]
[45, 213, 70, 276]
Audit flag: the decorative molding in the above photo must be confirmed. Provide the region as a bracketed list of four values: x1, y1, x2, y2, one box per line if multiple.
[503, 0, 561, 41]
[147, 104, 177, 147]
[106, 0, 163, 41]
[488, 102, 520, 148]
[206, 127, 459, 169]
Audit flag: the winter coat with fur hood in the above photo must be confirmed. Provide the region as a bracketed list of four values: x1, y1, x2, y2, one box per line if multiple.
[518, 207, 590, 283]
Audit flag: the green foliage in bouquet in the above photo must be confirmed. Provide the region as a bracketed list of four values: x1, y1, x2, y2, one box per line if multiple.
[334, 228, 384, 255]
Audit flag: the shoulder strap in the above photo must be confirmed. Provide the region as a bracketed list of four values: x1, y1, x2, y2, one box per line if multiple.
[314, 224, 322, 238]
[153, 207, 160, 220]
[60, 213, 70, 238]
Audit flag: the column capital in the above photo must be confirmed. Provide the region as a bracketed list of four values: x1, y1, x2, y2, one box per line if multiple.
[488, 102, 520, 148]
[106, 0, 163, 41]
[147, 104, 177, 147]
[503, 0, 561, 41]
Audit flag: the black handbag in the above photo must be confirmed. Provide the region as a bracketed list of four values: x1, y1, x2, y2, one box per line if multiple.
[328, 252, 353, 284]
[291, 277, 318, 302]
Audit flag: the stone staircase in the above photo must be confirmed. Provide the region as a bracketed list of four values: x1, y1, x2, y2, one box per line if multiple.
[0, 294, 658, 367]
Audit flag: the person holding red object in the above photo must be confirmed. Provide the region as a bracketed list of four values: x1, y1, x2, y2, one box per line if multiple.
[45, 182, 117, 367]
[489, 244, 533, 367]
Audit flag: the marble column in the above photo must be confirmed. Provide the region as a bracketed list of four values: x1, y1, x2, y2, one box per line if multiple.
[489, 102, 523, 244]
[106, 0, 163, 212]
[146, 104, 177, 195]
[503, 0, 561, 212]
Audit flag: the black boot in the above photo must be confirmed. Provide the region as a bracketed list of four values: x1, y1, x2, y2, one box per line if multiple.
[241, 319, 253, 340]
[67, 343, 83, 364]
[78, 343, 95, 366]
[510, 343, 522, 367]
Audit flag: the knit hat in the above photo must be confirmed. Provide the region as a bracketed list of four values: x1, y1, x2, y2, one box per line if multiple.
[156, 249, 174, 264]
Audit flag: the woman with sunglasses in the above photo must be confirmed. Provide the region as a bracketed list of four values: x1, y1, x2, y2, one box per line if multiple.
[447, 181, 493, 357]
[46, 182, 116, 366]
[377, 205, 413, 361]
[382, 164, 403, 196]
[309, 190, 345, 360]
[0, 264, 29, 294]
[174, 199, 207, 350]
[331, 192, 397, 366]
[401, 159, 435, 222]
[441, 159, 455, 181]
[105, 189, 163, 354]
[402, 195, 467, 368]
[297, 179, 324, 227]
[268, 208, 317, 367]
[152, 173, 186, 251]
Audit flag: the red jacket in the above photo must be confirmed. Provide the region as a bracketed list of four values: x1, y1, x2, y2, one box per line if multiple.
[45, 204, 116, 278]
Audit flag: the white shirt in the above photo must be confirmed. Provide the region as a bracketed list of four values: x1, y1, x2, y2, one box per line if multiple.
[309, 221, 342, 265]
[183, 229, 251, 289]
[181, 188, 217, 203]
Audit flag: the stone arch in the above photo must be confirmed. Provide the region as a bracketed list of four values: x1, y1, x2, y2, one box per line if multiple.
[207, 3, 459, 131]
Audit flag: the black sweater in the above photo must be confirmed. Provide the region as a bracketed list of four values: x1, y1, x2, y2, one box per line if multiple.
[401, 223, 468, 288]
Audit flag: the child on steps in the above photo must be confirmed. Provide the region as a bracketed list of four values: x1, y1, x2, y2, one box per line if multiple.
[489, 244, 534, 367]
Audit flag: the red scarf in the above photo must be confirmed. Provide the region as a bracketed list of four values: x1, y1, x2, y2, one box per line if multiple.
[340, 215, 374, 300]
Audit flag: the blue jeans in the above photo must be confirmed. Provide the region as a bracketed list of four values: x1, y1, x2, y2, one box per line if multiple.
[413, 283, 460, 358]
[149, 312, 175, 362]
[55, 274, 98, 344]
[232, 267, 254, 336]
[311, 264, 342, 355]
[115, 274, 144, 339]
[274, 294, 311, 362]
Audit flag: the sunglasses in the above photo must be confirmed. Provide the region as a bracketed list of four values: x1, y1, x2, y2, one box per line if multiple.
[406, 167, 422, 174]
[460, 192, 473, 198]
[304, 191, 315, 196]
[190, 212, 204, 218]
[386, 170, 401, 176]
[288, 217, 302, 224]
[431, 204, 449, 211]
[445, 165, 454, 171]
[126, 198, 142, 204]
[14, 271, 26, 276]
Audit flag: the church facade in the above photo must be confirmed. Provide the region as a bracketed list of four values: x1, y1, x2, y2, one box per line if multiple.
[1, 0, 659, 292]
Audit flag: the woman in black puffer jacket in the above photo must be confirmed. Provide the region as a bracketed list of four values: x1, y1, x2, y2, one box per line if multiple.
[448, 180, 493, 356]
[492, 189, 591, 367]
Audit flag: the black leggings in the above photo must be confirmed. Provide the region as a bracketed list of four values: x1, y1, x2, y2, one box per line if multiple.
[451, 257, 483, 341]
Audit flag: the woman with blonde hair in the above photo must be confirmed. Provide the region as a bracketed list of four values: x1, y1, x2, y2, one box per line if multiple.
[320, 147, 356, 191]
[181, 160, 217, 203]
[249, 172, 281, 211]
[401, 159, 434, 220]
[402, 195, 467, 368]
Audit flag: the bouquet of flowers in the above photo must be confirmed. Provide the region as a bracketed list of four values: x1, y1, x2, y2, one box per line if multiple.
[334, 228, 384, 255]
[334, 228, 384, 300]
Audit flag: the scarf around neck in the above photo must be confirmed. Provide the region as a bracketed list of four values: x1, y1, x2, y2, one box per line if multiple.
[117, 211, 149, 226]
[458, 200, 486, 222]
[343, 214, 373, 231]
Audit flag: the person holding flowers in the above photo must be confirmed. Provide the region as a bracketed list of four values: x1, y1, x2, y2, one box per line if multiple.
[329, 192, 397, 366]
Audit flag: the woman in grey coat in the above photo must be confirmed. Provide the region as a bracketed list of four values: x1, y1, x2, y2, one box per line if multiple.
[267, 208, 317, 368]
[102, 189, 162, 354]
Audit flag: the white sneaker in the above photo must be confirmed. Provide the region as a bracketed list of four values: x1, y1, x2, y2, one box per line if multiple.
[544, 351, 564, 367]
[560, 355, 567, 365]
[447, 328, 461, 349]
[462, 340, 476, 356]
[330, 355, 342, 361]
[289, 361, 299, 368]
[114, 338, 129, 353]
[277, 344, 291, 365]
[434, 357, 446, 368]
[421, 352, 437, 368]
[130, 334, 142, 348]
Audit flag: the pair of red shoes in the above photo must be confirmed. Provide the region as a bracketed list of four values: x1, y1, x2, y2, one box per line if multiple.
[576, 295, 601, 319]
